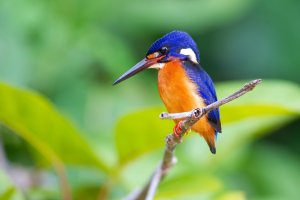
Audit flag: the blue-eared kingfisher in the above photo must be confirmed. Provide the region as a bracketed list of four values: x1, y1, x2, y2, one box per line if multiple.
[113, 31, 221, 154]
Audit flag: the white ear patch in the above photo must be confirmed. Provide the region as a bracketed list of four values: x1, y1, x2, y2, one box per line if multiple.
[180, 48, 198, 64]
[149, 63, 165, 69]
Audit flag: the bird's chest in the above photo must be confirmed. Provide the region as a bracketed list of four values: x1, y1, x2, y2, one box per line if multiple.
[157, 61, 206, 113]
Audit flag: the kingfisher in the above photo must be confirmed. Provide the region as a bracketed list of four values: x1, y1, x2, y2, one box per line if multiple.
[113, 31, 221, 154]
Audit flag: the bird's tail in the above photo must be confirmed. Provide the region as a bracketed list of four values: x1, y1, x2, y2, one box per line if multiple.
[204, 134, 217, 154]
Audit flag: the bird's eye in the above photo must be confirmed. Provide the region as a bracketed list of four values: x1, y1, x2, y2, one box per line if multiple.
[160, 47, 168, 55]
[146, 47, 168, 59]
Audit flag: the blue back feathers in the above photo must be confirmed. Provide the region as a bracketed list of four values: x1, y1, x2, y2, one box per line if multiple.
[183, 62, 222, 133]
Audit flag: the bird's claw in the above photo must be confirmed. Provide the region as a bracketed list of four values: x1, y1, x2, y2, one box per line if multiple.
[173, 121, 184, 138]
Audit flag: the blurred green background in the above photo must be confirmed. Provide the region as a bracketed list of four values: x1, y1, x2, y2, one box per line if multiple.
[0, 0, 300, 199]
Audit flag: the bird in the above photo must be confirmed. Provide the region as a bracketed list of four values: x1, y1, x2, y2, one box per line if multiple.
[113, 31, 221, 154]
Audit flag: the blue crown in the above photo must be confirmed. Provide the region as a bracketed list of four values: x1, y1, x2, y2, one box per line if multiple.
[146, 31, 200, 62]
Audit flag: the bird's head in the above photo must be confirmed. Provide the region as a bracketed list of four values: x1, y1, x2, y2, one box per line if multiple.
[113, 31, 200, 85]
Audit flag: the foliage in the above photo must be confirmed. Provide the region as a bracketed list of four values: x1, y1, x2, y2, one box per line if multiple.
[0, 83, 108, 171]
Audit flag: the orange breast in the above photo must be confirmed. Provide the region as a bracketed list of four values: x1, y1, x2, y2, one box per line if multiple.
[157, 60, 215, 148]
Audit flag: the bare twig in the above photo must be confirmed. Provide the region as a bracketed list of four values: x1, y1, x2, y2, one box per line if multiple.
[126, 79, 262, 200]
[53, 162, 73, 200]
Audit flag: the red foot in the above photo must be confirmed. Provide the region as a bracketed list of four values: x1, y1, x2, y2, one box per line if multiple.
[173, 121, 184, 138]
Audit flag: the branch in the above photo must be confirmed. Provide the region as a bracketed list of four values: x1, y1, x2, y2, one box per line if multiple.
[160, 79, 262, 120]
[125, 79, 262, 200]
[54, 162, 73, 200]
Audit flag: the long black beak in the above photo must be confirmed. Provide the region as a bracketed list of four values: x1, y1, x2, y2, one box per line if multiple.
[113, 57, 161, 85]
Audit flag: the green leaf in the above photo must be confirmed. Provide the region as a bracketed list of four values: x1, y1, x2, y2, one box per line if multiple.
[0, 188, 19, 200]
[156, 174, 223, 200]
[0, 83, 108, 172]
[216, 191, 246, 200]
[115, 107, 173, 165]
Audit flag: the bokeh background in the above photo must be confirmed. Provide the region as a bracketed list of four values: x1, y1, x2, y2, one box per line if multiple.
[0, 0, 300, 199]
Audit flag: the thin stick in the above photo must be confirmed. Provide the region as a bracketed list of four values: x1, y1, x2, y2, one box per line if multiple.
[160, 79, 262, 120]
[125, 79, 262, 200]
[54, 162, 73, 200]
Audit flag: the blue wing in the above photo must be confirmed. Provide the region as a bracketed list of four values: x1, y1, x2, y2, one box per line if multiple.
[183, 61, 222, 133]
